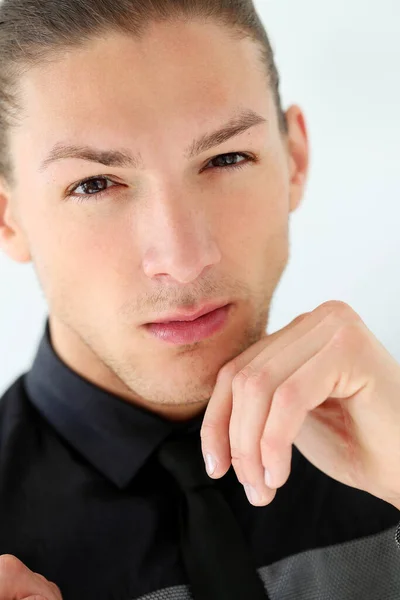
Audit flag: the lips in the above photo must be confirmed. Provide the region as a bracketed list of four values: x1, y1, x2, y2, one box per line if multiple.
[145, 303, 232, 344]
[148, 300, 230, 324]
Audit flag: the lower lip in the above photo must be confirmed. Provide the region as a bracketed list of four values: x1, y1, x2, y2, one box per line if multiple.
[145, 304, 231, 345]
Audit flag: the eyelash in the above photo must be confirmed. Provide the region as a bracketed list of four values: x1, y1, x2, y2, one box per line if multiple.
[66, 152, 256, 203]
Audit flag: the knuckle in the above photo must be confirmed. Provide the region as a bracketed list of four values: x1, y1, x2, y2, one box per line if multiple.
[261, 433, 282, 456]
[217, 360, 238, 383]
[200, 418, 218, 434]
[234, 366, 272, 396]
[230, 445, 252, 464]
[331, 321, 363, 350]
[245, 368, 272, 396]
[274, 381, 299, 409]
[319, 300, 359, 323]
[200, 419, 219, 444]
[319, 299, 350, 313]
[200, 419, 225, 446]
[230, 454, 241, 472]
[35, 574, 60, 593]
[232, 367, 250, 391]
[49, 580, 63, 598]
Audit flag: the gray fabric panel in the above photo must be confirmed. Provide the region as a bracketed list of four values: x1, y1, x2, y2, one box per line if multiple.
[137, 526, 399, 599]
[137, 587, 193, 600]
[259, 525, 400, 600]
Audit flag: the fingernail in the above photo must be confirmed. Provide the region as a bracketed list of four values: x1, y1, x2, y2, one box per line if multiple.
[264, 468, 272, 488]
[244, 483, 259, 505]
[205, 453, 216, 476]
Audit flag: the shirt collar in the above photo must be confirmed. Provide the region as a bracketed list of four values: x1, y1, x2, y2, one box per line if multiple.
[24, 318, 206, 489]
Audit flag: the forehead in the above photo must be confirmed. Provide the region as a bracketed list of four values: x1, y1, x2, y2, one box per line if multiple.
[13, 22, 271, 162]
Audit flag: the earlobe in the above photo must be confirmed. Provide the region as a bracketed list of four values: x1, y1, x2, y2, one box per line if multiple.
[289, 177, 305, 214]
[0, 183, 32, 264]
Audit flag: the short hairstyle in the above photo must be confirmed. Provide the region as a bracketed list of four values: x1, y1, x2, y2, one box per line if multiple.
[0, 0, 287, 189]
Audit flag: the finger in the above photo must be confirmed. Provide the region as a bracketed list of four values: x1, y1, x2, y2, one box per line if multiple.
[229, 366, 278, 505]
[230, 323, 322, 504]
[229, 359, 277, 495]
[201, 312, 311, 479]
[34, 574, 63, 600]
[261, 324, 362, 489]
[0, 555, 61, 600]
[232, 307, 353, 504]
[24, 591, 62, 600]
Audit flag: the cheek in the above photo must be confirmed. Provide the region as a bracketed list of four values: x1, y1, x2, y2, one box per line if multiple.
[27, 206, 133, 309]
[220, 167, 290, 255]
[218, 168, 290, 298]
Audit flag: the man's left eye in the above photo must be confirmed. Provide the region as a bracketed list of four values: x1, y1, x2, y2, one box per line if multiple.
[205, 152, 255, 172]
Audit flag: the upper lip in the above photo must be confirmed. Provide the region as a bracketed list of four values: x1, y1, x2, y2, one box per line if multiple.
[147, 300, 230, 323]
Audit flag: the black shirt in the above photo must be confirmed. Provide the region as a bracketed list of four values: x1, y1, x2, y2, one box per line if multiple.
[1, 318, 400, 600]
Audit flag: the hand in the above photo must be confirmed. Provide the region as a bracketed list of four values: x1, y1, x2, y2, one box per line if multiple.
[200, 300, 400, 510]
[0, 554, 62, 600]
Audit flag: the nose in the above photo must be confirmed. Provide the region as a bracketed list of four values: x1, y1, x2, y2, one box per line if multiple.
[141, 192, 221, 284]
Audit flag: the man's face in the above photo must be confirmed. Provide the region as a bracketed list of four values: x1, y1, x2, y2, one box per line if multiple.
[2, 20, 308, 419]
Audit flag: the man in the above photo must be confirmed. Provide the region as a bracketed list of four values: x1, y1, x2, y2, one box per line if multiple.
[1, 0, 400, 599]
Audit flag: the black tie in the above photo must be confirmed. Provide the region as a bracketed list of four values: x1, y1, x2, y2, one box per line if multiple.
[156, 431, 269, 600]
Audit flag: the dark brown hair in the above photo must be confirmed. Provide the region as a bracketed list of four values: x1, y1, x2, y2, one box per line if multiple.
[0, 0, 287, 190]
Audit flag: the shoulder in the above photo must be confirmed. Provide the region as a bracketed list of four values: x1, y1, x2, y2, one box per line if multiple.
[0, 373, 30, 411]
[0, 374, 39, 452]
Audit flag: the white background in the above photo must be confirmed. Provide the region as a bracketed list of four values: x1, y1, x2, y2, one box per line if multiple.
[1, 0, 399, 395]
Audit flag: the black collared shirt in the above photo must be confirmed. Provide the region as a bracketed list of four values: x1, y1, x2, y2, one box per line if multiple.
[1, 318, 400, 600]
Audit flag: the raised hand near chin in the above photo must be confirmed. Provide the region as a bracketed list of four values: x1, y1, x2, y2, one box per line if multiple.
[201, 300, 400, 511]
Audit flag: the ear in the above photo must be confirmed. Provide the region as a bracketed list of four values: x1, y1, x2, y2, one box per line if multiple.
[0, 178, 32, 263]
[284, 105, 310, 214]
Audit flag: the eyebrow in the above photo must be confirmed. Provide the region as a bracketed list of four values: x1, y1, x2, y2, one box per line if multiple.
[38, 108, 267, 172]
